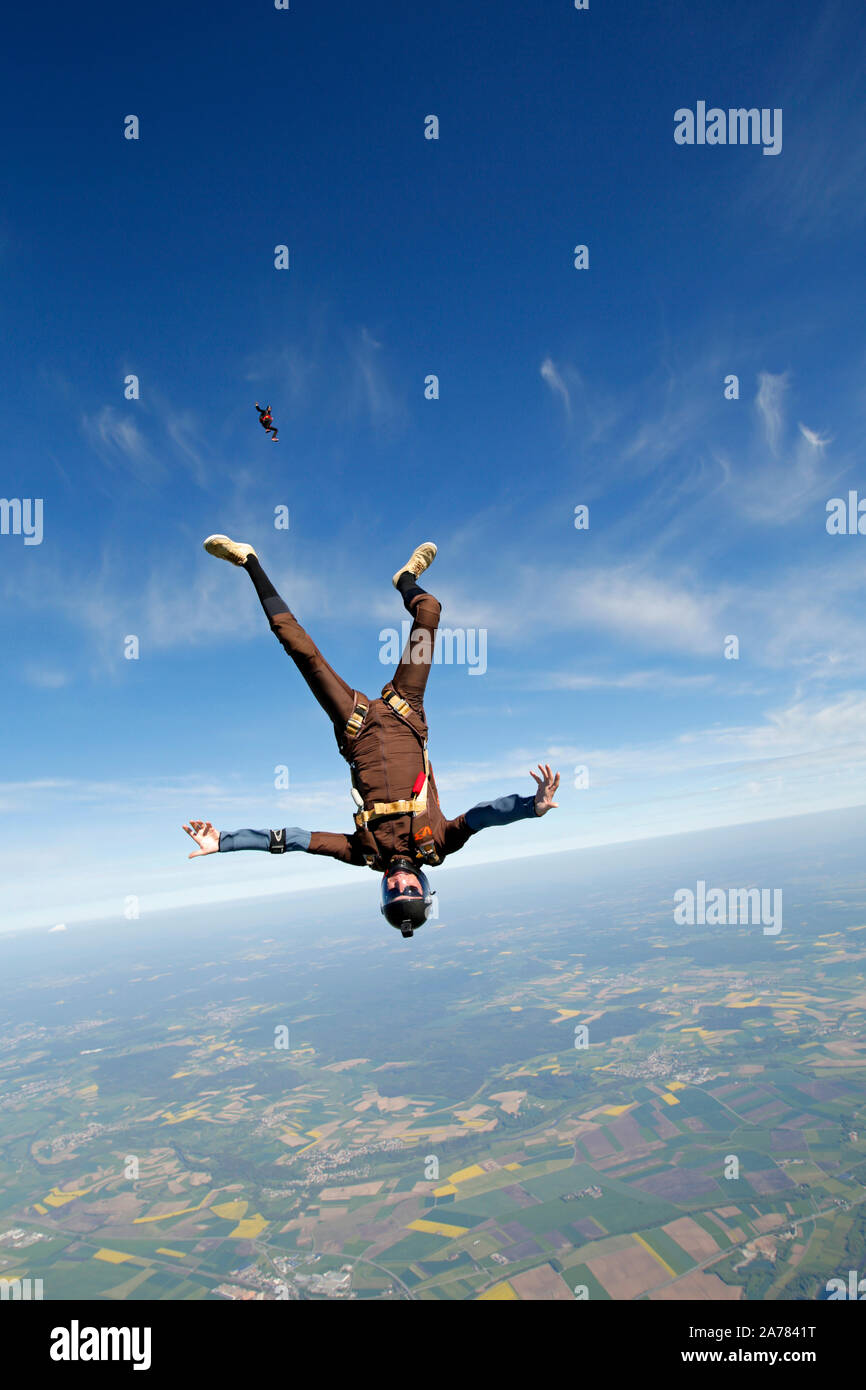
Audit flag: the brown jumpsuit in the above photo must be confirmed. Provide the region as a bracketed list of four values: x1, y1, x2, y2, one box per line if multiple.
[266, 588, 474, 871]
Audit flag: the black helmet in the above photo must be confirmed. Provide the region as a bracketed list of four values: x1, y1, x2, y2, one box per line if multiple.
[380, 857, 436, 938]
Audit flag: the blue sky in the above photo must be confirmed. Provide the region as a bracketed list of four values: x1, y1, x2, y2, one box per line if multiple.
[2, 0, 866, 932]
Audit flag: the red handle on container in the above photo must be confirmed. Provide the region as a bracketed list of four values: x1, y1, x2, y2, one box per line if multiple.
[411, 771, 427, 797]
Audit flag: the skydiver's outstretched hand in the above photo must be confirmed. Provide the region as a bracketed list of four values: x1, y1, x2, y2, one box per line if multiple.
[183, 820, 220, 857]
[530, 764, 560, 816]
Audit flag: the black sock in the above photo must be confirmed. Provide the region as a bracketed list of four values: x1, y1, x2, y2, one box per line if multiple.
[396, 570, 426, 611]
[245, 554, 289, 618]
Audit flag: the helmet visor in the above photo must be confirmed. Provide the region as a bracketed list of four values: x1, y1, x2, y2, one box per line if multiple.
[380, 865, 431, 912]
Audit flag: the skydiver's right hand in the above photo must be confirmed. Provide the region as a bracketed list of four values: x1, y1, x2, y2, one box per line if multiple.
[183, 820, 220, 857]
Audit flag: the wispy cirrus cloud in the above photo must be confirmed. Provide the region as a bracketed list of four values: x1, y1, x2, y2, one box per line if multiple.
[81, 406, 163, 485]
[531, 347, 846, 551]
[0, 771, 349, 819]
[756, 370, 787, 456]
[798, 422, 833, 448]
[718, 371, 842, 526]
[163, 409, 210, 489]
[81, 390, 220, 494]
[344, 325, 406, 428]
[431, 563, 727, 657]
[540, 356, 571, 416]
[434, 691, 866, 802]
[734, 3, 866, 239]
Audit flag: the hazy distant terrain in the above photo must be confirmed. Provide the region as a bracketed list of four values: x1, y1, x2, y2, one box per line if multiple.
[2, 808, 865, 1301]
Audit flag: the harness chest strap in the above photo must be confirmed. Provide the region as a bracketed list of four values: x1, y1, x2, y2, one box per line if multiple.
[344, 697, 369, 739]
[352, 746, 430, 826]
[342, 684, 441, 867]
[380, 684, 412, 721]
[341, 685, 421, 743]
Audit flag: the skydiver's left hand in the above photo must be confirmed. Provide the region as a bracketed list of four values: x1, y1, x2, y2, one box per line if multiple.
[183, 820, 221, 857]
[530, 763, 560, 815]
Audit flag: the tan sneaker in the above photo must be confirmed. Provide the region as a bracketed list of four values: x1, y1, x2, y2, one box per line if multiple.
[392, 542, 437, 589]
[203, 535, 258, 566]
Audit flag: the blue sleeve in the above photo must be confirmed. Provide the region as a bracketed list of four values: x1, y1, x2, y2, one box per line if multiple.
[464, 794, 538, 833]
[218, 827, 312, 853]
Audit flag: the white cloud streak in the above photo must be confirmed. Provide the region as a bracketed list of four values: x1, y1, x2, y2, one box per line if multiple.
[540, 356, 571, 415]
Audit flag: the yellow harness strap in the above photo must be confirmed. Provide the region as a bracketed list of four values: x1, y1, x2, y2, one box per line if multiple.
[354, 799, 417, 827]
[352, 742, 431, 829]
[343, 697, 369, 741]
[381, 685, 412, 720]
[351, 687, 441, 866]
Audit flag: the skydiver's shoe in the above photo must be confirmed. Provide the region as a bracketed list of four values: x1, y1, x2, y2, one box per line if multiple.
[392, 542, 437, 589]
[203, 535, 258, 567]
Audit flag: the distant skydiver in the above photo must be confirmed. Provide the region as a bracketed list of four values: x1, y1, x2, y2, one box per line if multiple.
[255, 402, 279, 441]
[183, 538, 560, 938]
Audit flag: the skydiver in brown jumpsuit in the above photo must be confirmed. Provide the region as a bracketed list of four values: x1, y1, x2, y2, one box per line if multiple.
[184, 537, 560, 937]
